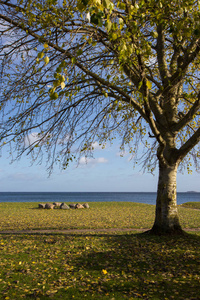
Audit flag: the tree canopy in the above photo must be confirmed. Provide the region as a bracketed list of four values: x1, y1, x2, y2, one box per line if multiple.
[0, 0, 200, 233]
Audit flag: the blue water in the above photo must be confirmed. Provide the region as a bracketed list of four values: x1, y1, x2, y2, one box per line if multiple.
[0, 192, 199, 205]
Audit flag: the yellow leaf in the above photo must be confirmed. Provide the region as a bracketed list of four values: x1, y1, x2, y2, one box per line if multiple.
[61, 82, 65, 89]
[146, 80, 152, 89]
[94, 0, 101, 6]
[44, 56, 49, 64]
[111, 33, 118, 40]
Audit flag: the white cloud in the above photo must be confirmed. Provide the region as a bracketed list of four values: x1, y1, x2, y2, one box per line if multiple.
[116, 149, 135, 162]
[116, 149, 133, 159]
[24, 132, 41, 147]
[24, 132, 52, 147]
[97, 157, 108, 163]
[116, 150, 127, 157]
[58, 134, 70, 145]
[79, 156, 108, 166]
[90, 141, 103, 150]
[85, 141, 106, 151]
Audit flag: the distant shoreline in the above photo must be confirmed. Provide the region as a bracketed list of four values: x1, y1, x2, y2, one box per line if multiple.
[0, 191, 199, 206]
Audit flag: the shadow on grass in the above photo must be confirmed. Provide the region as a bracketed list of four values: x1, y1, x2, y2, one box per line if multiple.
[0, 232, 199, 299]
[68, 232, 200, 299]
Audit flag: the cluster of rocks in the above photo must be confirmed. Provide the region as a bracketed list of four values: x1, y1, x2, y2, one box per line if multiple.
[38, 202, 90, 210]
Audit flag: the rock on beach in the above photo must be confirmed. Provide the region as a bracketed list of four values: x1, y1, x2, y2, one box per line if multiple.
[60, 203, 70, 209]
[83, 203, 90, 209]
[69, 204, 76, 209]
[38, 202, 90, 209]
[53, 202, 62, 208]
[75, 203, 84, 209]
[38, 203, 46, 209]
[45, 203, 55, 209]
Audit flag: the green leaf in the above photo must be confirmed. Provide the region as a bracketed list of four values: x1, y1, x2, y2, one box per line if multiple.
[111, 33, 118, 40]
[194, 29, 200, 36]
[117, 2, 126, 10]
[71, 57, 77, 64]
[138, 81, 143, 90]
[77, 49, 83, 56]
[37, 52, 44, 59]
[61, 75, 65, 82]
[102, 0, 110, 9]
[91, 14, 100, 25]
[90, 11, 104, 26]
[50, 92, 58, 100]
[151, 31, 158, 38]
[105, 20, 112, 31]
[81, 0, 89, 7]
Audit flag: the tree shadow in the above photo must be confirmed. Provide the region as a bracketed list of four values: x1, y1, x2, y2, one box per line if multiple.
[68, 232, 200, 299]
[0, 231, 199, 299]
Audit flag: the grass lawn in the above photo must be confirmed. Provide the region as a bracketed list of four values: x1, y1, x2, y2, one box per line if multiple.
[0, 201, 200, 231]
[180, 201, 200, 210]
[0, 202, 199, 299]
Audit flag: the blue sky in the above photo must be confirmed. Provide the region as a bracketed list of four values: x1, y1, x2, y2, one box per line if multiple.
[0, 142, 199, 192]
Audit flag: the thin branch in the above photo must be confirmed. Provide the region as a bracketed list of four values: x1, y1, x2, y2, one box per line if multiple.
[177, 126, 200, 161]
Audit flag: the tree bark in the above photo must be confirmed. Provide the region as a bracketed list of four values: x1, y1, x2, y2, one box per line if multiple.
[151, 161, 183, 234]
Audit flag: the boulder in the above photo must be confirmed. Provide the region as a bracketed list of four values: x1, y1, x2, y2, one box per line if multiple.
[60, 203, 70, 209]
[75, 203, 84, 209]
[38, 203, 45, 209]
[83, 203, 90, 209]
[53, 202, 62, 208]
[45, 203, 55, 209]
[69, 204, 76, 209]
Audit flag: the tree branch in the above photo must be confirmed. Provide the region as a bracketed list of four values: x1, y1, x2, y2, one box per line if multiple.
[177, 126, 200, 161]
[156, 24, 170, 86]
[0, 12, 148, 123]
[173, 95, 200, 133]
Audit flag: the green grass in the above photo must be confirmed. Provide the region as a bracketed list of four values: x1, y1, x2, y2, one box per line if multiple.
[0, 232, 200, 299]
[0, 202, 199, 299]
[180, 201, 200, 210]
[0, 201, 200, 231]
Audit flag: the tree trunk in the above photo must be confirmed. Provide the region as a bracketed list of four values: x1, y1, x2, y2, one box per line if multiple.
[151, 162, 183, 235]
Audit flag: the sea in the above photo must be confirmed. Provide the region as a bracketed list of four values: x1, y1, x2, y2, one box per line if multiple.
[0, 192, 199, 205]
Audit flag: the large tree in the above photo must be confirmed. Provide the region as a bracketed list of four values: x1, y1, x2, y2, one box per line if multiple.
[0, 0, 200, 234]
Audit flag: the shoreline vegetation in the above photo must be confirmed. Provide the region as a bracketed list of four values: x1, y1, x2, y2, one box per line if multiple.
[0, 202, 200, 299]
